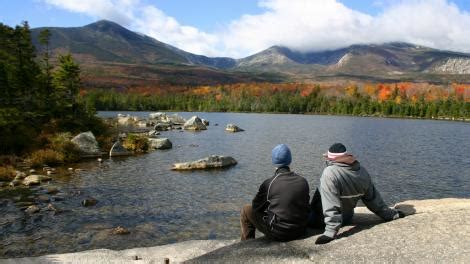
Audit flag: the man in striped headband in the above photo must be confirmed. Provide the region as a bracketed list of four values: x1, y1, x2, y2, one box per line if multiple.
[314, 143, 405, 245]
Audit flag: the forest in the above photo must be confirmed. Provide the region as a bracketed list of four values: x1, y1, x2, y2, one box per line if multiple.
[82, 82, 469, 119]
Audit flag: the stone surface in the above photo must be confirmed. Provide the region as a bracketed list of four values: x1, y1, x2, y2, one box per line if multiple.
[225, 124, 244, 132]
[22, 175, 52, 186]
[71, 131, 102, 158]
[154, 122, 172, 131]
[201, 119, 209, 126]
[109, 141, 132, 157]
[148, 138, 173, 150]
[183, 116, 207, 131]
[172, 155, 237, 170]
[117, 115, 136, 126]
[5, 199, 470, 264]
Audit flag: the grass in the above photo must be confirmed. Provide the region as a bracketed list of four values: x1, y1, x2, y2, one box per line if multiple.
[0, 166, 15, 181]
[123, 134, 149, 153]
[29, 149, 64, 168]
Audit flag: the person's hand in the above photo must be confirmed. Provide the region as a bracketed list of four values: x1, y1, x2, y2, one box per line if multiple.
[315, 235, 335, 244]
[393, 210, 406, 220]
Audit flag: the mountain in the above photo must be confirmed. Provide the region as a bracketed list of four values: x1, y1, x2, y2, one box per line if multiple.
[238, 43, 470, 81]
[30, 20, 470, 86]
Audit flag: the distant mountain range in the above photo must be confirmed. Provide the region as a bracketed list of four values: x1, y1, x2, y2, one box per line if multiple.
[31, 20, 470, 86]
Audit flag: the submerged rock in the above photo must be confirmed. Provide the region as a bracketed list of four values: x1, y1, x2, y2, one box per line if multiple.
[183, 116, 207, 131]
[71, 131, 102, 158]
[81, 197, 98, 207]
[23, 175, 52, 186]
[109, 141, 132, 157]
[111, 226, 130, 235]
[25, 205, 40, 214]
[172, 155, 237, 170]
[149, 138, 173, 150]
[225, 124, 244, 132]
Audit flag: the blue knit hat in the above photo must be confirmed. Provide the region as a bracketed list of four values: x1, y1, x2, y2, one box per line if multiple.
[272, 144, 292, 167]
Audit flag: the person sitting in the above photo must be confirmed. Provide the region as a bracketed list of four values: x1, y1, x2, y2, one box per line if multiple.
[314, 143, 405, 244]
[240, 144, 310, 241]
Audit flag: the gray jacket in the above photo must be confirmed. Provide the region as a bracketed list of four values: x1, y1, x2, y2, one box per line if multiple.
[319, 155, 398, 238]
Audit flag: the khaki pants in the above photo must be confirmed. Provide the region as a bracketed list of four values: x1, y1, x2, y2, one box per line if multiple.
[240, 204, 269, 240]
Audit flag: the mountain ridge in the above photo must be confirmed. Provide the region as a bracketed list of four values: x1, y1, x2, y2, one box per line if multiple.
[30, 20, 470, 85]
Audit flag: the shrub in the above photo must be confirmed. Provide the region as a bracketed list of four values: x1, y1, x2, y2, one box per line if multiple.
[0, 166, 15, 181]
[123, 134, 149, 153]
[49, 133, 81, 162]
[29, 149, 64, 167]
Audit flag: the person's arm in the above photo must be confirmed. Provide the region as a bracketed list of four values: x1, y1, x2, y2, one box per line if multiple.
[252, 178, 269, 214]
[362, 182, 401, 221]
[319, 168, 342, 239]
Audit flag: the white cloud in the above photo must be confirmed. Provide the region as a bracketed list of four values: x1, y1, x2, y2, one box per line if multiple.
[43, 0, 470, 58]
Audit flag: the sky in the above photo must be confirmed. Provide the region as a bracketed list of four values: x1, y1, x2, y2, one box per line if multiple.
[1, 0, 470, 58]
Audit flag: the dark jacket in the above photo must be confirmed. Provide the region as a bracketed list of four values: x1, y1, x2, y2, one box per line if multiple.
[252, 167, 310, 241]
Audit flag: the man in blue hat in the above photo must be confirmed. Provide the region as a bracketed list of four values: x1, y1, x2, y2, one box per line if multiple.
[240, 144, 310, 241]
[314, 143, 405, 244]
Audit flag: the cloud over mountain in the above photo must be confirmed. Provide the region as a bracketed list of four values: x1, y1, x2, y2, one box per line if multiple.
[43, 0, 470, 58]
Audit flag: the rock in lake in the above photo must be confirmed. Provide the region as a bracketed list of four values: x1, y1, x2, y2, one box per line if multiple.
[154, 122, 172, 131]
[15, 171, 26, 179]
[183, 116, 207, 131]
[109, 141, 132, 157]
[23, 175, 52, 186]
[202, 119, 209, 126]
[71, 131, 102, 158]
[148, 130, 160, 138]
[149, 138, 173, 150]
[25, 205, 40, 214]
[172, 155, 237, 170]
[225, 124, 244, 132]
[111, 226, 130, 235]
[81, 197, 98, 207]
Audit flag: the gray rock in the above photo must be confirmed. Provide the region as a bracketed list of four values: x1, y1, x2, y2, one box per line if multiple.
[149, 138, 173, 150]
[201, 119, 209, 126]
[15, 171, 26, 179]
[24, 205, 40, 214]
[154, 122, 172, 131]
[148, 130, 160, 138]
[109, 141, 132, 157]
[71, 131, 102, 158]
[111, 226, 130, 235]
[37, 195, 50, 203]
[183, 116, 207, 131]
[172, 155, 237, 170]
[23, 175, 52, 186]
[9, 179, 22, 187]
[117, 115, 136, 126]
[46, 187, 59, 194]
[168, 114, 186, 124]
[225, 123, 244, 132]
[81, 197, 98, 207]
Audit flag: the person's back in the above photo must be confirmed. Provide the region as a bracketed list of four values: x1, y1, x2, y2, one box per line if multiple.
[240, 144, 310, 242]
[253, 167, 310, 241]
[315, 143, 404, 244]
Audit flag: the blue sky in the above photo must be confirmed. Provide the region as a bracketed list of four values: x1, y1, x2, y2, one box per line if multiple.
[1, 0, 470, 57]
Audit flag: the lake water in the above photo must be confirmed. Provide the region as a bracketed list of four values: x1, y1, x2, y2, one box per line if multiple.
[1, 112, 469, 258]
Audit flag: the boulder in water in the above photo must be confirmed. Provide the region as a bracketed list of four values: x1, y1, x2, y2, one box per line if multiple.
[183, 116, 207, 131]
[23, 175, 52, 186]
[109, 141, 132, 157]
[149, 138, 173, 150]
[71, 131, 102, 158]
[225, 124, 244, 132]
[202, 119, 210, 126]
[172, 155, 237, 170]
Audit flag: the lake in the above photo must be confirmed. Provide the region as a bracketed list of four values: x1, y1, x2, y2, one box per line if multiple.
[1, 112, 469, 258]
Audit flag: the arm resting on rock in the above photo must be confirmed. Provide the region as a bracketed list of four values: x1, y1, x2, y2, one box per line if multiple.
[362, 183, 398, 221]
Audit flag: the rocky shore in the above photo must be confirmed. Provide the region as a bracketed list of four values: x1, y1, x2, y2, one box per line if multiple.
[3, 198, 469, 264]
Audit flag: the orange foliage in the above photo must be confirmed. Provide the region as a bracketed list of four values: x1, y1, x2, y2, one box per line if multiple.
[377, 84, 392, 102]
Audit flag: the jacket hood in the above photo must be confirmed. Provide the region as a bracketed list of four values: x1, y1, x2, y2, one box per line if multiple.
[327, 154, 360, 170]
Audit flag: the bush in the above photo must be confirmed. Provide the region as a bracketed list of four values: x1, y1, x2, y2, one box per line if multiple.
[123, 134, 149, 153]
[29, 149, 64, 167]
[49, 133, 81, 162]
[0, 166, 15, 181]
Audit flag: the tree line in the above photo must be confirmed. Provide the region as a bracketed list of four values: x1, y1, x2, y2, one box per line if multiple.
[82, 85, 469, 119]
[0, 22, 101, 155]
